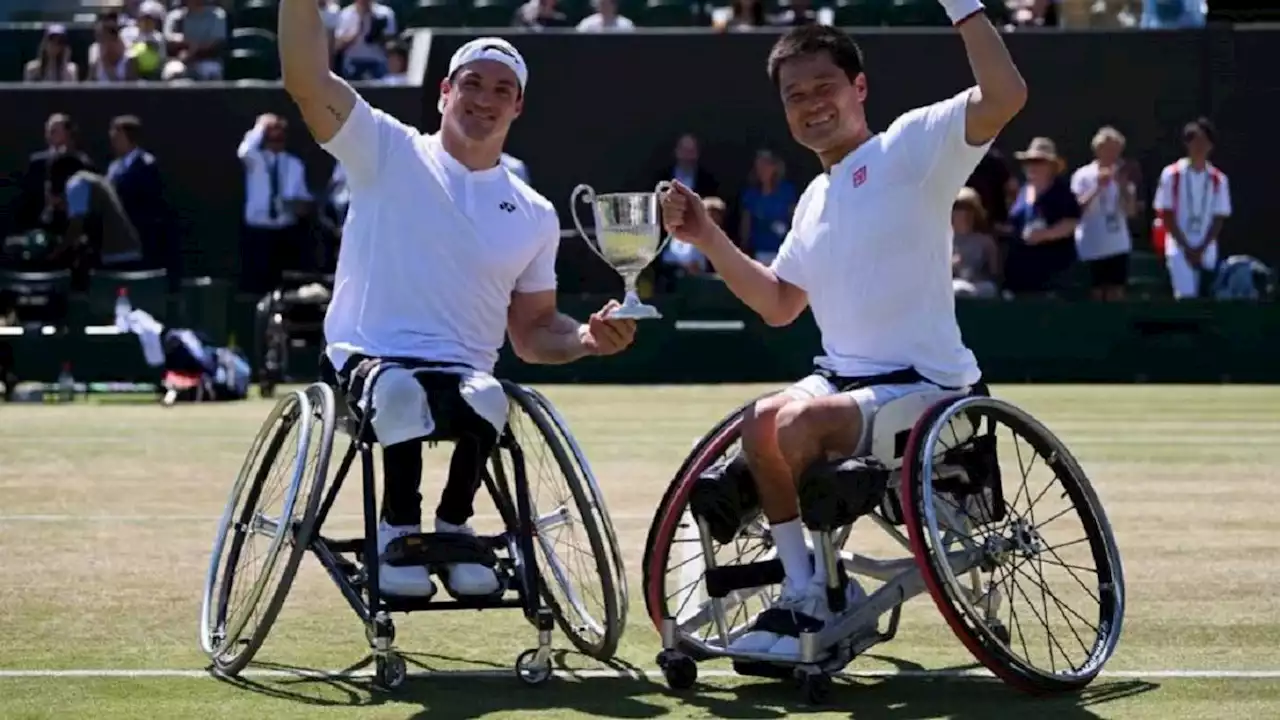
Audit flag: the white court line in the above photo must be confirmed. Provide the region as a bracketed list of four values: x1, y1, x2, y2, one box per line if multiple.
[0, 513, 656, 523]
[0, 667, 1276, 680]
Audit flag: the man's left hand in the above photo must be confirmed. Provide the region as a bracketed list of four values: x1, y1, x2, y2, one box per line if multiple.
[581, 300, 637, 356]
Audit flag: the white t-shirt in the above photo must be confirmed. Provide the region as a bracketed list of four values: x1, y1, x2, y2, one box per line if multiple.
[576, 13, 636, 31]
[1070, 161, 1133, 261]
[770, 89, 988, 388]
[336, 3, 397, 63]
[1152, 158, 1231, 257]
[319, 97, 560, 373]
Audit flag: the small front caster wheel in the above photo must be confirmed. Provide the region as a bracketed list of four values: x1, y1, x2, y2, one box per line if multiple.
[798, 672, 832, 704]
[375, 653, 407, 691]
[515, 649, 552, 686]
[658, 652, 697, 691]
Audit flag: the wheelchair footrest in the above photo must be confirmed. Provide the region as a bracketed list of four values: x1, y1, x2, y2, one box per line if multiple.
[705, 559, 785, 599]
[382, 532, 501, 568]
[732, 660, 796, 680]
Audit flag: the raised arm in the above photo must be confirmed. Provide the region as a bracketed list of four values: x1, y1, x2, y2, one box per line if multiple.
[279, 0, 359, 144]
[941, 1, 1027, 145]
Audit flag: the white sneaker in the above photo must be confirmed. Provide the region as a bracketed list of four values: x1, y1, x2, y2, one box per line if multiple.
[435, 518, 502, 597]
[376, 521, 437, 598]
[728, 581, 828, 655]
[768, 577, 869, 657]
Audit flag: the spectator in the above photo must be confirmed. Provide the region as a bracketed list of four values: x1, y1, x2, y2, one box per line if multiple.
[577, 0, 636, 31]
[1141, 0, 1204, 28]
[163, 0, 229, 81]
[655, 133, 719, 199]
[106, 116, 170, 273]
[770, 0, 831, 26]
[1012, 0, 1059, 26]
[738, 149, 797, 265]
[1152, 117, 1231, 299]
[951, 188, 1001, 298]
[23, 25, 78, 83]
[14, 115, 96, 235]
[46, 152, 144, 290]
[713, 0, 766, 30]
[124, 2, 169, 80]
[1003, 137, 1082, 297]
[88, 10, 122, 69]
[237, 115, 313, 295]
[319, 0, 342, 58]
[662, 197, 727, 282]
[381, 41, 410, 84]
[1071, 126, 1137, 301]
[965, 148, 1018, 238]
[514, 0, 572, 28]
[335, 0, 398, 80]
[89, 26, 141, 83]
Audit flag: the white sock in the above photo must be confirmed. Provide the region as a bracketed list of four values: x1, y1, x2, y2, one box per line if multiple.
[771, 518, 813, 590]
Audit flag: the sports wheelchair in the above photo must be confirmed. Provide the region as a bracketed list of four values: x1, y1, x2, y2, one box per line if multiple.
[199, 361, 628, 690]
[255, 271, 333, 399]
[643, 387, 1126, 703]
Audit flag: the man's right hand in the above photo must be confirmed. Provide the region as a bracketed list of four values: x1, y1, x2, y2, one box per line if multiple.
[660, 180, 712, 248]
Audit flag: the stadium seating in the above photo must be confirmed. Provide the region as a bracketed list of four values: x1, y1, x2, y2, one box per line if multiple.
[236, 0, 280, 32]
[467, 0, 520, 28]
[639, 0, 701, 27]
[227, 27, 281, 81]
[405, 0, 468, 29]
[0, 268, 72, 327]
[85, 268, 168, 325]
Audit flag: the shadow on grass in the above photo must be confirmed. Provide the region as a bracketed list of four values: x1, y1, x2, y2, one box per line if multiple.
[213, 655, 1160, 719]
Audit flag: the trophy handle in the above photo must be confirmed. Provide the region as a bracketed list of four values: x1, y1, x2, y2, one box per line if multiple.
[653, 180, 674, 258]
[570, 184, 597, 251]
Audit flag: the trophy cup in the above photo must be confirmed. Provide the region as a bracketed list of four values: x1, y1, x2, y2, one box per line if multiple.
[570, 181, 672, 320]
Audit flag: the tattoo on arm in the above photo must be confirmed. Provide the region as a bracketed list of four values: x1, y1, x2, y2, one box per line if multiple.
[326, 104, 347, 122]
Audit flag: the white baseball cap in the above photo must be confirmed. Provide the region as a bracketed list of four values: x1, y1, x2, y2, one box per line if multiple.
[437, 37, 529, 114]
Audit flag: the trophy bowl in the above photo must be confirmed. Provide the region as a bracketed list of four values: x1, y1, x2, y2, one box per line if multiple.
[570, 181, 672, 320]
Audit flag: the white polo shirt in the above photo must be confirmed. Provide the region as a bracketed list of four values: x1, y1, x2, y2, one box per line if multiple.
[1070, 161, 1133, 261]
[771, 89, 988, 388]
[319, 96, 560, 373]
[1152, 158, 1231, 257]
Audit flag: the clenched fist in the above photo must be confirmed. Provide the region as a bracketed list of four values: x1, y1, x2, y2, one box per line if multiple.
[659, 180, 714, 249]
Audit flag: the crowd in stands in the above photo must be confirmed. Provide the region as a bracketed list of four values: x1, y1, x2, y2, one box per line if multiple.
[9, 0, 1210, 84]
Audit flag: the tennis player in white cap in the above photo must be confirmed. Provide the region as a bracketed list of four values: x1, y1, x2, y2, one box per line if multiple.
[279, 2, 637, 600]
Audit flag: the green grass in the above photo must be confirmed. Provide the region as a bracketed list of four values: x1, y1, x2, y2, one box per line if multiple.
[0, 384, 1277, 718]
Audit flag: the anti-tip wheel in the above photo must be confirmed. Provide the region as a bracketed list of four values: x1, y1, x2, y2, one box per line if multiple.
[515, 649, 553, 686]
[657, 652, 697, 691]
[375, 653, 407, 691]
[798, 672, 832, 705]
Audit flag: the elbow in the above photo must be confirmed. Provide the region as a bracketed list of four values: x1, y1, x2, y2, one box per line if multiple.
[1000, 77, 1028, 123]
[760, 307, 797, 328]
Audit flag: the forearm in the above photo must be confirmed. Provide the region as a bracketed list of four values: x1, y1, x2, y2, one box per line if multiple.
[1044, 219, 1077, 241]
[1161, 210, 1190, 248]
[513, 312, 588, 365]
[1207, 217, 1226, 245]
[699, 228, 791, 325]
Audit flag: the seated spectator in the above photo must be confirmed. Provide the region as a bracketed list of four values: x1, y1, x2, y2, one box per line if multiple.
[713, 0, 766, 30]
[45, 152, 144, 290]
[1141, 0, 1204, 28]
[770, 0, 831, 26]
[89, 26, 141, 83]
[381, 41, 411, 84]
[319, 0, 342, 53]
[336, 0, 398, 80]
[23, 25, 79, 83]
[125, 2, 169, 80]
[1003, 137, 1082, 297]
[1011, 0, 1059, 26]
[163, 0, 229, 81]
[951, 188, 1001, 298]
[738, 149, 797, 265]
[577, 0, 636, 31]
[514, 0, 573, 28]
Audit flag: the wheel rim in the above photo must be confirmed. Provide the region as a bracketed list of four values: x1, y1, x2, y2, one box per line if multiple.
[199, 390, 312, 662]
[500, 390, 616, 656]
[915, 396, 1125, 687]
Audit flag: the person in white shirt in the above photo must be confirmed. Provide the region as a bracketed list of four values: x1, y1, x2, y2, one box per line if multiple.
[1152, 117, 1232, 299]
[661, 19, 1026, 658]
[1071, 126, 1137, 301]
[335, 0, 397, 80]
[236, 114, 313, 294]
[576, 0, 636, 31]
[279, 4, 637, 600]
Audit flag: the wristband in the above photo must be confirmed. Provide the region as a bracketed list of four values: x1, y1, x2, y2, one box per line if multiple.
[939, 0, 984, 25]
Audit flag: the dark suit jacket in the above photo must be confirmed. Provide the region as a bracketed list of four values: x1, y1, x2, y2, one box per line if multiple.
[108, 150, 170, 264]
[654, 165, 720, 201]
[13, 148, 97, 234]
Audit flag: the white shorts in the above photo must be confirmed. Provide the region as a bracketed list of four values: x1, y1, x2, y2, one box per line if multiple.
[782, 374, 967, 461]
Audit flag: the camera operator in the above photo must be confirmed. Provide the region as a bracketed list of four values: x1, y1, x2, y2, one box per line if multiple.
[334, 0, 397, 80]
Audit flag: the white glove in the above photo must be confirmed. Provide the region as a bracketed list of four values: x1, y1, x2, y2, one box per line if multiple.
[938, 0, 984, 24]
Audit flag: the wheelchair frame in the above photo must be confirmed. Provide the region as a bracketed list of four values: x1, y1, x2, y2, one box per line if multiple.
[646, 392, 1125, 703]
[201, 368, 627, 691]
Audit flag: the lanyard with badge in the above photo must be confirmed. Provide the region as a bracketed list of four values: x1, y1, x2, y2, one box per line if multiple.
[1099, 175, 1122, 234]
[1182, 170, 1213, 234]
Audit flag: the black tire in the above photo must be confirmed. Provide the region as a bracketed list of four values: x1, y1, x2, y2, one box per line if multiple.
[496, 382, 623, 661]
[901, 395, 1125, 694]
[199, 383, 335, 676]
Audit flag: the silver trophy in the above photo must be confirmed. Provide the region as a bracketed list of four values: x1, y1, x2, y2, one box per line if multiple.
[570, 181, 672, 320]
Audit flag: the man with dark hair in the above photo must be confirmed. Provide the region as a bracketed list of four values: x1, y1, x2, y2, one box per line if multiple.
[108, 115, 170, 274]
[13, 114, 96, 235]
[662, 14, 1027, 658]
[47, 152, 144, 288]
[1153, 116, 1232, 299]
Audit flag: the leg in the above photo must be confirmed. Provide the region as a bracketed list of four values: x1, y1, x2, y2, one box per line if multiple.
[1166, 252, 1198, 299]
[376, 438, 437, 598]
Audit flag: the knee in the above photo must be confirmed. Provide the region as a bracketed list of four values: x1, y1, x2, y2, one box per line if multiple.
[369, 370, 429, 446]
[740, 394, 793, 456]
[775, 400, 858, 466]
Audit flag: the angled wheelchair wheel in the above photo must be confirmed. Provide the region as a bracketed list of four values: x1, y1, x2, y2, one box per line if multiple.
[643, 397, 781, 659]
[199, 383, 335, 676]
[496, 382, 623, 661]
[901, 395, 1125, 694]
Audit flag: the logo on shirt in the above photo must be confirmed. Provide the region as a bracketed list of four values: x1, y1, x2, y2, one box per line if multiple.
[852, 165, 868, 188]
[498, 201, 516, 213]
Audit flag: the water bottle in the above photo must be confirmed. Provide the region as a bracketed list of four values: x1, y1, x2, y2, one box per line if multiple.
[114, 287, 131, 331]
[57, 362, 76, 403]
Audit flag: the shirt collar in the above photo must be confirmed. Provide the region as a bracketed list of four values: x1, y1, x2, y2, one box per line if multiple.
[427, 133, 507, 182]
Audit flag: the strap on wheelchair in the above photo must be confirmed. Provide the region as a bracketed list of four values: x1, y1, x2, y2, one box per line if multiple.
[381, 532, 501, 568]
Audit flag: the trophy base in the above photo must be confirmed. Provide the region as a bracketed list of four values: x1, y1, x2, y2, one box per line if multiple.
[606, 302, 663, 320]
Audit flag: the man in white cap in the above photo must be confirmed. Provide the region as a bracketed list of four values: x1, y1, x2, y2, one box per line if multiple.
[279, 2, 637, 600]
